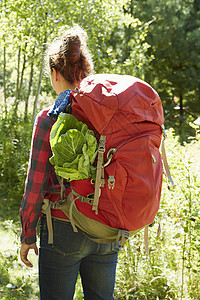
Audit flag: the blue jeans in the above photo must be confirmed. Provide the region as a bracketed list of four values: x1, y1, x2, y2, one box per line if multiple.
[39, 215, 119, 300]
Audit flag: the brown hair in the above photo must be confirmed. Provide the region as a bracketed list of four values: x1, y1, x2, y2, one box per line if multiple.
[48, 26, 93, 83]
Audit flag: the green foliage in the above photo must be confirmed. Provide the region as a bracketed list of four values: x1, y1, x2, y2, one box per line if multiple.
[0, 112, 32, 206]
[1, 0, 199, 140]
[103, 18, 151, 78]
[115, 239, 178, 299]
[0, 0, 128, 101]
[126, 0, 200, 139]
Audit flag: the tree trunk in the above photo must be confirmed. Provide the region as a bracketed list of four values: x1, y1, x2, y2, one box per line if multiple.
[32, 9, 53, 125]
[3, 45, 7, 119]
[13, 46, 21, 117]
[19, 42, 27, 99]
[32, 39, 47, 125]
[24, 47, 35, 122]
[179, 92, 184, 139]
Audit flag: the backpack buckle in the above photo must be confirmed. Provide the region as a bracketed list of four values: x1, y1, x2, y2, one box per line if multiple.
[116, 229, 129, 247]
[98, 136, 106, 153]
[161, 124, 167, 140]
[104, 148, 116, 167]
[108, 176, 115, 189]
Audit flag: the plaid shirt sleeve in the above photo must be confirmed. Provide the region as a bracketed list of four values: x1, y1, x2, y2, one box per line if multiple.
[20, 109, 54, 245]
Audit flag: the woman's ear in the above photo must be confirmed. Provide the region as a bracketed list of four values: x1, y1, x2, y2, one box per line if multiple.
[51, 68, 59, 81]
[55, 69, 60, 82]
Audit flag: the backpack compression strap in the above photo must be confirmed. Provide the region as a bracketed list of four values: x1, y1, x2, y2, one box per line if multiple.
[161, 125, 176, 189]
[92, 135, 106, 214]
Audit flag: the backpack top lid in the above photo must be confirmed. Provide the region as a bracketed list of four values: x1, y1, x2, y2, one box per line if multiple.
[71, 74, 164, 135]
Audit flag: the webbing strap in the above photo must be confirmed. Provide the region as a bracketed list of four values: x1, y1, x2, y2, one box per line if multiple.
[92, 135, 106, 214]
[116, 229, 130, 247]
[41, 199, 53, 244]
[68, 192, 78, 233]
[161, 138, 175, 188]
[72, 189, 94, 205]
[161, 125, 175, 189]
[56, 175, 65, 200]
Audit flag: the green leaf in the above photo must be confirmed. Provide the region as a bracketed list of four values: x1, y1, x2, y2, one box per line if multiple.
[50, 113, 83, 149]
[78, 144, 90, 178]
[85, 131, 98, 164]
[49, 155, 55, 165]
[52, 129, 85, 166]
[63, 154, 82, 169]
[55, 166, 87, 181]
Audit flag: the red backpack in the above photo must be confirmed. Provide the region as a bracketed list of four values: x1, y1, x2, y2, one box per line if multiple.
[63, 74, 165, 244]
[45, 73, 172, 249]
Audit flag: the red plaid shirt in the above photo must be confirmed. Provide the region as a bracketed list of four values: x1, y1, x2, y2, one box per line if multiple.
[20, 108, 69, 245]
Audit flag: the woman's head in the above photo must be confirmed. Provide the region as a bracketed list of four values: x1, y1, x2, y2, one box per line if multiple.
[47, 25, 93, 85]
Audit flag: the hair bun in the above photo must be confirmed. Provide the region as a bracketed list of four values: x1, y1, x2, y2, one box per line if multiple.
[47, 25, 93, 83]
[68, 36, 81, 65]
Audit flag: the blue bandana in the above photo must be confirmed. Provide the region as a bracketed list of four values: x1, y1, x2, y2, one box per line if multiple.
[48, 89, 72, 120]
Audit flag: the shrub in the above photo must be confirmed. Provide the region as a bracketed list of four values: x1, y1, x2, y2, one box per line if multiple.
[0, 114, 32, 208]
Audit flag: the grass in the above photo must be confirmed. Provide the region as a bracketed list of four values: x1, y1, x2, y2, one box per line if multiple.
[0, 217, 39, 299]
[0, 196, 39, 299]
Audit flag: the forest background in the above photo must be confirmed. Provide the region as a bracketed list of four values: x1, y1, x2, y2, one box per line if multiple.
[0, 0, 200, 299]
